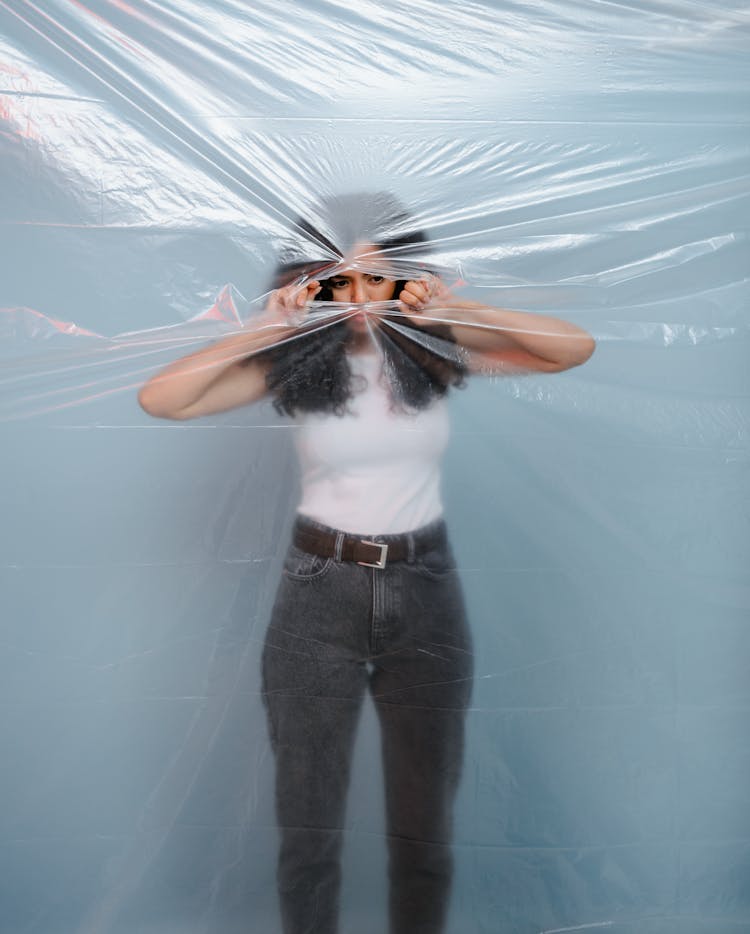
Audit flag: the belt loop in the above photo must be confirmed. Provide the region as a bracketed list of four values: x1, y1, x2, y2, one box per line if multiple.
[406, 531, 416, 564]
[334, 531, 345, 562]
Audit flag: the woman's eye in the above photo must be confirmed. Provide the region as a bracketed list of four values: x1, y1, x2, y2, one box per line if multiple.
[368, 276, 385, 284]
[330, 279, 348, 289]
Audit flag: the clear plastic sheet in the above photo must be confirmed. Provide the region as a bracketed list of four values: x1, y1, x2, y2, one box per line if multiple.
[1, 2, 749, 933]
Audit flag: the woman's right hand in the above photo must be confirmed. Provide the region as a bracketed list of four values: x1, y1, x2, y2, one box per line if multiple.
[264, 279, 322, 326]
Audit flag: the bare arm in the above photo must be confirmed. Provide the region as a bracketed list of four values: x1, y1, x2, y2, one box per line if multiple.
[138, 281, 320, 420]
[399, 280, 596, 374]
[445, 301, 595, 374]
[137, 328, 277, 420]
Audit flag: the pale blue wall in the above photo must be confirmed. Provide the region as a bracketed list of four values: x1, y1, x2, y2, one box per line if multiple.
[1, 2, 748, 932]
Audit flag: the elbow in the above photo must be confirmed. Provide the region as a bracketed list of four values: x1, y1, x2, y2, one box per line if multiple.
[137, 386, 155, 416]
[565, 335, 596, 370]
[137, 385, 189, 421]
[137, 385, 163, 418]
[550, 335, 596, 373]
[576, 335, 596, 366]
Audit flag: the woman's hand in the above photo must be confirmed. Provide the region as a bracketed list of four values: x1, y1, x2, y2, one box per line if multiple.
[264, 279, 321, 327]
[398, 276, 450, 325]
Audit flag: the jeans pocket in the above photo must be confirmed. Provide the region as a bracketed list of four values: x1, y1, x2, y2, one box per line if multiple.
[282, 544, 333, 581]
[413, 545, 457, 581]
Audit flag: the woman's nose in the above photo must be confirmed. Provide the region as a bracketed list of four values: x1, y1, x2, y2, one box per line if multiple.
[351, 279, 366, 303]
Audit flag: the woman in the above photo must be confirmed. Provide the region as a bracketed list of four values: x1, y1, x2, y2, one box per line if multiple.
[138, 192, 595, 934]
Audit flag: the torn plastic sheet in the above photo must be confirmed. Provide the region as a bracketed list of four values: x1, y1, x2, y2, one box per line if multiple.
[1, 2, 750, 934]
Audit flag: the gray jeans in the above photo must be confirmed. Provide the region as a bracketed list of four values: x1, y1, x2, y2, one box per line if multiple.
[261, 515, 473, 934]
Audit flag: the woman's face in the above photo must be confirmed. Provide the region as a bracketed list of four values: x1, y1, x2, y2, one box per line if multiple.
[326, 243, 398, 305]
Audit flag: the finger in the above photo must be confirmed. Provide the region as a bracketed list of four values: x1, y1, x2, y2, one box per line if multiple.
[400, 287, 424, 309]
[274, 287, 300, 320]
[270, 289, 289, 315]
[408, 281, 430, 302]
[267, 290, 299, 327]
[287, 288, 303, 309]
[277, 284, 296, 303]
[291, 279, 322, 308]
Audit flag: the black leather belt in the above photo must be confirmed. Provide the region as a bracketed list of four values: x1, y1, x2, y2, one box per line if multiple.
[293, 518, 446, 569]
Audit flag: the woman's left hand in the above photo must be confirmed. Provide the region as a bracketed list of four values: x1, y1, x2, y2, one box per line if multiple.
[398, 276, 450, 324]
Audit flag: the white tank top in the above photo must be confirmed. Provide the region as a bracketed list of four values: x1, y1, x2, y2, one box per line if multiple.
[292, 351, 450, 535]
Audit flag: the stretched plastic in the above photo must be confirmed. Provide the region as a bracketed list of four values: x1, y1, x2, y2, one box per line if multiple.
[1, 2, 748, 933]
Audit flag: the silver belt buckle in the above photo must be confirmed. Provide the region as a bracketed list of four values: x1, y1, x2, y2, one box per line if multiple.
[357, 540, 388, 569]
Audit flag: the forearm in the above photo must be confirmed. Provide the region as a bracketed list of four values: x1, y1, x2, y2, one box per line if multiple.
[137, 317, 294, 416]
[441, 299, 596, 368]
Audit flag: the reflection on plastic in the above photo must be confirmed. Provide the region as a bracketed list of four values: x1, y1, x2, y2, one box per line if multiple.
[0, 2, 748, 934]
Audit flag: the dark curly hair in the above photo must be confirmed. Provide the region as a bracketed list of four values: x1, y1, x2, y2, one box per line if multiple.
[251, 192, 468, 417]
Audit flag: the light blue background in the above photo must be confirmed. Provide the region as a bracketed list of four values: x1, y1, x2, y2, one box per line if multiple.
[1, 2, 749, 932]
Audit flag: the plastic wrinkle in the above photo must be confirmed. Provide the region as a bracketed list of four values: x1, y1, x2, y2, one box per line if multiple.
[1, 1, 748, 932]
[540, 924, 613, 934]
